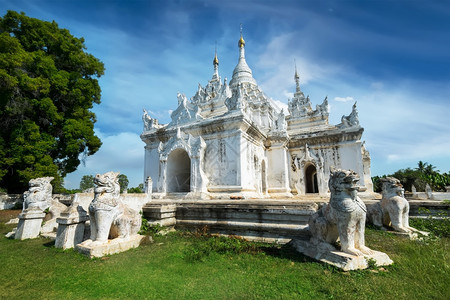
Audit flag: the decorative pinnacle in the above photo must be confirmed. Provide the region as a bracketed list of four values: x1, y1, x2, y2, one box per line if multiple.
[238, 23, 245, 48]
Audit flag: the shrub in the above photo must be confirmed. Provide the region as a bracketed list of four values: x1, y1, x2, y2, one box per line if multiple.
[138, 217, 163, 235]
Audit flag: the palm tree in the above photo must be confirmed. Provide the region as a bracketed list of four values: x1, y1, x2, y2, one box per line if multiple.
[416, 161, 427, 173]
[424, 163, 438, 176]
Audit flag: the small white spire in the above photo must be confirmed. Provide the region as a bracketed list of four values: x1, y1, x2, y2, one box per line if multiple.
[294, 59, 301, 93]
[211, 41, 220, 82]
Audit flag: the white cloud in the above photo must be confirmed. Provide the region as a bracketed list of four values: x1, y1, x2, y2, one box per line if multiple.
[270, 99, 289, 114]
[283, 91, 294, 100]
[334, 96, 354, 102]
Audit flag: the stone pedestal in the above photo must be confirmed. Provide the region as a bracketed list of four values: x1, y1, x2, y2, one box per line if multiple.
[15, 207, 46, 240]
[55, 206, 89, 249]
[76, 235, 148, 258]
[290, 238, 393, 271]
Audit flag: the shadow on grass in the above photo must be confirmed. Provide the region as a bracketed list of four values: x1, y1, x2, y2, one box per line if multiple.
[43, 240, 55, 248]
[259, 242, 316, 264]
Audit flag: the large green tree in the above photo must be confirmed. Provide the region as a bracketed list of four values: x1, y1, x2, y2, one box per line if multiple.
[0, 11, 104, 193]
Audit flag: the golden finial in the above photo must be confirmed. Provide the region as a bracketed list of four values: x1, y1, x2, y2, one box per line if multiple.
[238, 23, 245, 48]
[213, 41, 219, 65]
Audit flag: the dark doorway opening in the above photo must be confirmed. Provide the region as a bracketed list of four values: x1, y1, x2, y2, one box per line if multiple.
[305, 164, 318, 193]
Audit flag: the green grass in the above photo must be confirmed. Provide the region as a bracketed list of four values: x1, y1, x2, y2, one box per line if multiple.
[0, 211, 449, 299]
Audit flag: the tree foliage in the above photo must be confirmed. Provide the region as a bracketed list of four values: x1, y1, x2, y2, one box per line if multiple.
[118, 174, 129, 193]
[128, 183, 144, 193]
[79, 174, 95, 191]
[0, 11, 104, 193]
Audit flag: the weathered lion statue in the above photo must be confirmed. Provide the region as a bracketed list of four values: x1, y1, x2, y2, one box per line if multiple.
[23, 177, 54, 211]
[309, 168, 373, 256]
[367, 177, 419, 233]
[85, 172, 141, 244]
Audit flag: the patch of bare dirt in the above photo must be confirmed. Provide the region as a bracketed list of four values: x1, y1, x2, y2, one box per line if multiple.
[0, 210, 21, 223]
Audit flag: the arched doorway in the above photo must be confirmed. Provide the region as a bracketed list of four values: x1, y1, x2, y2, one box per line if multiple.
[166, 149, 191, 193]
[305, 164, 318, 193]
[261, 160, 267, 194]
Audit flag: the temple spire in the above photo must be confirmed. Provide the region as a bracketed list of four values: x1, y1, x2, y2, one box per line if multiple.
[230, 24, 256, 87]
[211, 42, 219, 81]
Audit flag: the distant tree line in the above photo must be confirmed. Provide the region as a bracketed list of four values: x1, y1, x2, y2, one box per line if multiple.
[372, 161, 450, 193]
[77, 174, 143, 194]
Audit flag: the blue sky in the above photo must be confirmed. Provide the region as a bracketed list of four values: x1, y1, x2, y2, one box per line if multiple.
[1, 0, 450, 189]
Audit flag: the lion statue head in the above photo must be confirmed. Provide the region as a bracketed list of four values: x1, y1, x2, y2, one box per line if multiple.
[381, 177, 404, 198]
[329, 168, 360, 197]
[328, 167, 365, 213]
[24, 177, 54, 211]
[94, 171, 120, 198]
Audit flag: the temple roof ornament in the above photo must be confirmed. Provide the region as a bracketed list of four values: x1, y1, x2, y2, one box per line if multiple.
[142, 108, 163, 132]
[169, 92, 203, 125]
[337, 102, 360, 129]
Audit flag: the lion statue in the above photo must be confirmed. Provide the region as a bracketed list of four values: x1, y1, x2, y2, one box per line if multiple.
[23, 177, 54, 211]
[84, 172, 141, 245]
[309, 168, 373, 256]
[367, 177, 419, 233]
[17, 176, 68, 235]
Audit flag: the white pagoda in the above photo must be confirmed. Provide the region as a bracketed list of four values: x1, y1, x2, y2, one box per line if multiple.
[141, 31, 372, 199]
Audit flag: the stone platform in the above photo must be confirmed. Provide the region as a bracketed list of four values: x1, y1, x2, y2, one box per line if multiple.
[289, 238, 393, 271]
[143, 198, 320, 243]
[76, 235, 148, 258]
